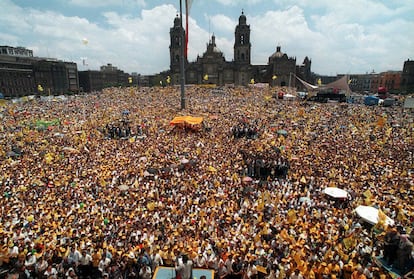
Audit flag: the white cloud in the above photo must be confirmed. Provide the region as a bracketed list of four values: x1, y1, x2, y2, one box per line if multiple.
[0, 0, 412, 75]
[68, 0, 146, 8]
[214, 0, 263, 6]
[0, 1, 177, 74]
[210, 14, 236, 34]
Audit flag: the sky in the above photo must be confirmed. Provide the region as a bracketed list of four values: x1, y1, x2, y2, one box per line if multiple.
[0, 0, 413, 76]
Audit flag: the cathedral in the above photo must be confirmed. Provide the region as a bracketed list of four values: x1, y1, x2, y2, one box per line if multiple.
[168, 11, 312, 87]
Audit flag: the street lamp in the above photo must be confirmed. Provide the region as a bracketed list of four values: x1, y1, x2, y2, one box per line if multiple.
[179, 0, 186, 110]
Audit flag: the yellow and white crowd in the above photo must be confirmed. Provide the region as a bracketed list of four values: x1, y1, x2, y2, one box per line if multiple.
[0, 85, 413, 279]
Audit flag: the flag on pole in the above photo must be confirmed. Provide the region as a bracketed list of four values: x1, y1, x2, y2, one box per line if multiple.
[185, 0, 193, 58]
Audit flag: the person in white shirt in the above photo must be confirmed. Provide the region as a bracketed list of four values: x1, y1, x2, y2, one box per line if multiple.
[24, 252, 37, 273]
[44, 264, 58, 279]
[98, 254, 112, 274]
[35, 255, 49, 276]
[78, 249, 92, 278]
[175, 254, 193, 279]
[194, 252, 208, 268]
[289, 269, 303, 279]
[152, 248, 164, 269]
[139, 264, 152, 279]
[67, 246, 81, 267]
[65, 267, 78, 279]
[245, 261, 257, 279]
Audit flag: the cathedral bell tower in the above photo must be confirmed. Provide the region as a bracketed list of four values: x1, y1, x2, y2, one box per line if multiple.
[170, 15, 186, 73]
[234, 10, 251, 65]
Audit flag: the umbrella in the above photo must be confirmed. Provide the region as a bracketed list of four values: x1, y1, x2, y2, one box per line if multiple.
[147, 168, 158, 174]
[62, 147, 80, 153]
[143, 170, 153, 177]
[139, 156, 148, 162]
[118, 184, 129, 191]
[299, 196, 311, 203]
[6, 151, 19, 158]
[207, 166, 217, 173]
[277, 129, 288, 136]
[355, 205, 395, 226]
[323, 187, 349, 199]
[242, 176, 253, 183]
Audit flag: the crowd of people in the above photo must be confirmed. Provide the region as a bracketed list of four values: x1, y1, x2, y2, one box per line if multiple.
[231, 120, 260, 139]
[239, 149, 290, 180]
[0, 85, 413, 279]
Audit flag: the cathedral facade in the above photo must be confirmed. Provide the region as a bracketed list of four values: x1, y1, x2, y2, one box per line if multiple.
[169, 11, 312, 87]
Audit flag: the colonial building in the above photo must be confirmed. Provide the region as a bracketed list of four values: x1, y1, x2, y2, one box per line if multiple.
[168, 11, 312, 87]
[0, 46, 79, 97]
[370, 71, 402, 94]
[0, 53, 35, 98]
[78, 64, 129, 92]
[348, 73, 373, 94]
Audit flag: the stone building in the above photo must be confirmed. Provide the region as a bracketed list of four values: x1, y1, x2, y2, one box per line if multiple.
[0, 54, 34, 98]
[78, 64, 129, 92]
[0, 46, 79, 97]
[401, 59, 414, 94]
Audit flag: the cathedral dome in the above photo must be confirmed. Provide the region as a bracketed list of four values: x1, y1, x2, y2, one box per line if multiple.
[209, 35, 222, 53]
[270, 46, 283, 59]
[174, 15, 181, 27]
[239, 11, 247, 25]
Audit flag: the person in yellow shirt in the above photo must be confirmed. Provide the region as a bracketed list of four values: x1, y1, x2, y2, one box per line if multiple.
[328, 259, 341, 278]
[342, 263, 353, 279]
[351, 266, 367, 279]
[303, 263, 316, 279]
[91, 248, 102, 278]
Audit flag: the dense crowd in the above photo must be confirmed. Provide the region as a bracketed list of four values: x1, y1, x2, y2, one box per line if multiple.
[0, 85, 413, 279]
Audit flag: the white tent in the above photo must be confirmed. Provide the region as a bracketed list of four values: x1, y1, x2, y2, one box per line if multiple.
[295, 75, 319, 91]
[324, 75, 351, 92]
[296, 74, 352, 93]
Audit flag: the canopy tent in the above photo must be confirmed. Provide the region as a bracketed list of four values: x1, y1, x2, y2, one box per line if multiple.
[170, 116, 203, 126]
[170, 116, 204, 131]
[355, 205, 395, 226]
[323, 75, 351, 92]
[296, 75, 351, 93]
[152, 267, 214, 279]
[295, 75, 319, 91]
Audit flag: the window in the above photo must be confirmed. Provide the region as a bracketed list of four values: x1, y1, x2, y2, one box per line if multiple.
[240, 35, 244, 45]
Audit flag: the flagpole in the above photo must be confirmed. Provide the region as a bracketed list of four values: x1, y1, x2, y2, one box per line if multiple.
[179, 0, 186, 110]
